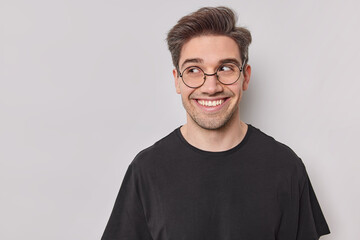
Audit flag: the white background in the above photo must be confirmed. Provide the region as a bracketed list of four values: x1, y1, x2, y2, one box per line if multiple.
[1, 0, 359, 239]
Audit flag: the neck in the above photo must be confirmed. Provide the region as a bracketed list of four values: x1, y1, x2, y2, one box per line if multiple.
[180, 110, 248, 152]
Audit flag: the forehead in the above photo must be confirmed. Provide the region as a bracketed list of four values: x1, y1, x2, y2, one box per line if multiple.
[179, 35, 241, 67]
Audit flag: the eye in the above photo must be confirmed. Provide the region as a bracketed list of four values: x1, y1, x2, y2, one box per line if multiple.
[185, 67, 202, 75]
[218, 64, 235, 72]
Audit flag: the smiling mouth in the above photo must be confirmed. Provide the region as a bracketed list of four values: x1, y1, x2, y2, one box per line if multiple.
[196, 98, 228, 107]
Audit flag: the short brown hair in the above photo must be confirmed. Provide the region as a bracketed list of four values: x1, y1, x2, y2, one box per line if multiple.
[166, 6, 252, 71]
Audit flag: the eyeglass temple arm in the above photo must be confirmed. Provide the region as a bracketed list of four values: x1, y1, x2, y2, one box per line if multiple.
[241, 59, 246, 71]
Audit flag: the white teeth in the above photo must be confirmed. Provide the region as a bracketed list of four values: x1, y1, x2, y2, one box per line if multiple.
[197, 99, 224, 107]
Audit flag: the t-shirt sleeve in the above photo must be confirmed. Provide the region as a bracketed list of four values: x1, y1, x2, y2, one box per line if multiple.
[101, 163, 153, 240]
[277, 163, 331, 240]
[296, 168, 331, 239]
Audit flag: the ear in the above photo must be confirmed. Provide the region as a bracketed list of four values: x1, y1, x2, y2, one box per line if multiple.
[173, 68, 181, 94]
[242, 64, 251, 91]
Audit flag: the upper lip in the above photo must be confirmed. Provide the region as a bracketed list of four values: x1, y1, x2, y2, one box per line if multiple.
[193, 97, 229, 100]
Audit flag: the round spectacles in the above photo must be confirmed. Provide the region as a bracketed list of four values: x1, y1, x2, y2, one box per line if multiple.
[179, 61, 246, 88]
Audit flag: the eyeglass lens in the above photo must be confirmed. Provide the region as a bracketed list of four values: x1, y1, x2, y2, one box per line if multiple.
[181, 63, 241, 88]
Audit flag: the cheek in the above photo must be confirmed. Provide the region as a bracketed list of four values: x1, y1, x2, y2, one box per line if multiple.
[228, 84, 242, 97]
[180, 87, 195, 99]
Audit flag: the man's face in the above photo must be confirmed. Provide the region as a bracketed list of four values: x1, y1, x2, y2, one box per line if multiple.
[173, 35, 251, 130]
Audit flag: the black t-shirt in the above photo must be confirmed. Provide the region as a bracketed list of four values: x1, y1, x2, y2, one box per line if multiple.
[102, 124, 330, 240]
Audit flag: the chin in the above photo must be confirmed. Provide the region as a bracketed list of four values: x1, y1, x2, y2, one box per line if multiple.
[191, 114, 234, 130]
[197, 123, 226, 130]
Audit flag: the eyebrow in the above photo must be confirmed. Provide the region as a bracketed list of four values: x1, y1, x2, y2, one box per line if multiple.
[180, 58, 241, 70]
[220, 58, 241, 66]
[180, 58, 203, 70]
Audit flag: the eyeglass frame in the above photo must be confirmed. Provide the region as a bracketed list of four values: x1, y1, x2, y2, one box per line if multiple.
[178, 59, 247, 89]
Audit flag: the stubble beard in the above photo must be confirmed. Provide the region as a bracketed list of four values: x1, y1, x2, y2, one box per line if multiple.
[182, 98, 239, 131]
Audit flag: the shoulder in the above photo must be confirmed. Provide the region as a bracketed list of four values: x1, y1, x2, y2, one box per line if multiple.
[130, 127, 180, 169]
[248, 124, 306, 171]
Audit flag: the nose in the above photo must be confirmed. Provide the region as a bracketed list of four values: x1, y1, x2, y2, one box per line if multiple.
[200, 73, 223, 95]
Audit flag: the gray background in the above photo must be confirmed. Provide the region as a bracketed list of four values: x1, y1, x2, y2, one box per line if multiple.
[1, 0, 359, 239]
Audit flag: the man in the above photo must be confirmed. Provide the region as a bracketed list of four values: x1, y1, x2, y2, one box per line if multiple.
[102, 6, 330, 240]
